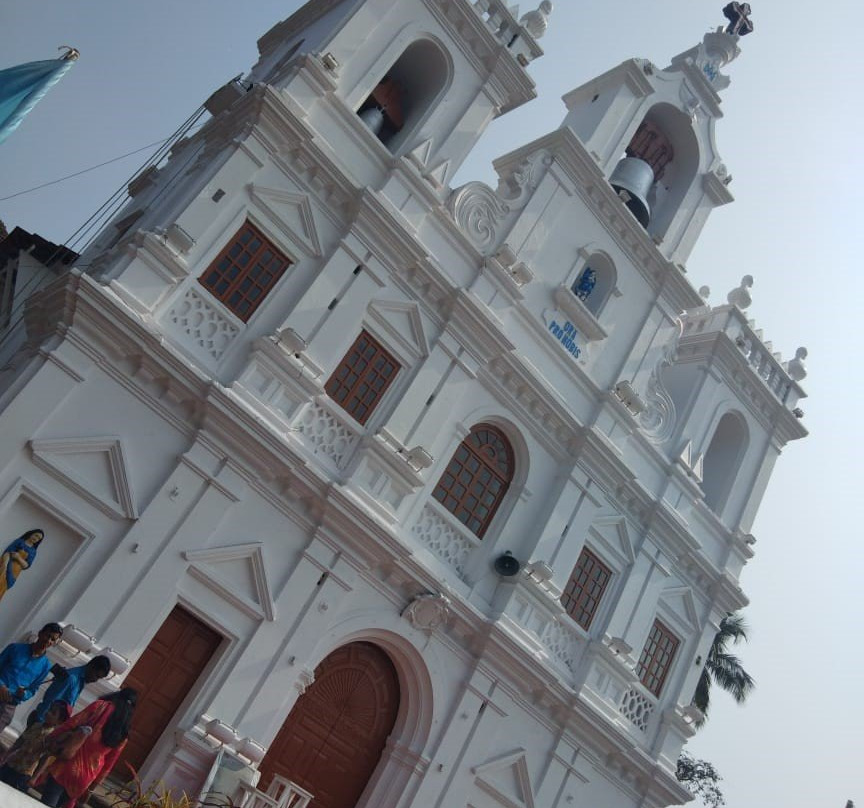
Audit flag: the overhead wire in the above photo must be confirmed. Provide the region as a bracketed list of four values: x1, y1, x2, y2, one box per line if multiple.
[0, 105, 209, 355]
[0, 139, 172, 202]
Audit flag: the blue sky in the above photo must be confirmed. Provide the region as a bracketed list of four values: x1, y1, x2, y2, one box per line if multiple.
[2, 1, 862, 805]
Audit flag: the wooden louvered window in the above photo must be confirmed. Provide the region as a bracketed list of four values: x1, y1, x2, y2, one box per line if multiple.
[325, 330, 400, 425]
[636, 619, 680, 696]
[199, 222, 292, 322]
[432, 424, 514, 538]
[561, 548, 612, 630]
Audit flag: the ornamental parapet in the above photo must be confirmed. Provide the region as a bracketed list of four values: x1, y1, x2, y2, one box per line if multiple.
[678, 300, 807, 427]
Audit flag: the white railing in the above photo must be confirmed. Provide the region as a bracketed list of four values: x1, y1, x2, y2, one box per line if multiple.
[467, 0, 543, 63]
[618, 684, 656, 734]
[237, 775, 313, 808]
[292, 398, 361, 470]
[734, 333, 792, 402]
[680, 307, 801, 408]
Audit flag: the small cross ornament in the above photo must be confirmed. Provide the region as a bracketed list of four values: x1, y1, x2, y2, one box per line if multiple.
[723, 2, 754, 36]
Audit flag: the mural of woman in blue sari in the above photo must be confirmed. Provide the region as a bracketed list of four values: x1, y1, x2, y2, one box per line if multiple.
[0, 530, 44, 604]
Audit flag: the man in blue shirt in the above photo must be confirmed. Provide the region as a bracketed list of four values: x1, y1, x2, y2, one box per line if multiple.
[0, 622, 62, 734]
[29, 654, 111, 725]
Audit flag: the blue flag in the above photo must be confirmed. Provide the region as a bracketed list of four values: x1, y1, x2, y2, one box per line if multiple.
[0, 49, 78, 145]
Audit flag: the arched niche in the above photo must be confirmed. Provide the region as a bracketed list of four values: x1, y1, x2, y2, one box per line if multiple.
[701, 411, 749, 514]
[357, 38, 451, 153]
[572, 251, 617, 317]
[618, 103, 699, 239]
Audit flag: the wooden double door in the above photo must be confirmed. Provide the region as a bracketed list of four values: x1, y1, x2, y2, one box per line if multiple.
[259, 642, 400, 808]
[116, 605, 222, 774]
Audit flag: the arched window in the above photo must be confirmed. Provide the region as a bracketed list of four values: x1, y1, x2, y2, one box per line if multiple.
[432, 423, 514, 538]
[572, 253, 616, 316]
[701, 411, 749, 513]
[357, 39, 449, 152]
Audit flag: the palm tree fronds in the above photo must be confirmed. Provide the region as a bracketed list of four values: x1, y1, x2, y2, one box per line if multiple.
[691, 611, 755, 725]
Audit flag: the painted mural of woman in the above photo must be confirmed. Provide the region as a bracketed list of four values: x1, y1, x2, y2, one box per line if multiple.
[0, 529, 44, 604]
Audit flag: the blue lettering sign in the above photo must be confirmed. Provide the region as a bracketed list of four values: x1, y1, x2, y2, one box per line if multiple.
[548, 319, 581, 359]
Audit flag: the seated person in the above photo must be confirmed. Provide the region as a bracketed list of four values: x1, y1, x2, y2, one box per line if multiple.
[0, 701, 70, 791]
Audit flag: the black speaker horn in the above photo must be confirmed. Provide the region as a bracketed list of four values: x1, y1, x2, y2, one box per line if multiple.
[494, 551, 521, 577]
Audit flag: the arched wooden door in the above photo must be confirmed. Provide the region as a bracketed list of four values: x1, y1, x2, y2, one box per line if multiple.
[259, 642, 400, 808]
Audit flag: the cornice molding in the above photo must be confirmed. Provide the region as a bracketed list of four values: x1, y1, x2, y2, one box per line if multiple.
[676, 331, 808, 443]
[423, 0, 539, 114]
[490, 128, 703, 314]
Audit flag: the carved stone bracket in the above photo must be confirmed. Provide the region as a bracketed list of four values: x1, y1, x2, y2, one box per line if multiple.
[295, 668, 316, 696]
[402, 592, 453, 631]
[448, 151, 552, 255]
[639, 318, 682, 444]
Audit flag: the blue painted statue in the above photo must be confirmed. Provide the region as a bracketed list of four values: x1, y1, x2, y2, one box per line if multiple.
[573, 267, 597, 302]
[0, 529, 44, 604]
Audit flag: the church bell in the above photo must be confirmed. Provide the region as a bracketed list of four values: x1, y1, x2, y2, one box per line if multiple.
[609, 157, 653, 227]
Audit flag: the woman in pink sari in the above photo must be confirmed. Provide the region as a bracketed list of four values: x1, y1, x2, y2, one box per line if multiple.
[37, 687, 137, 807]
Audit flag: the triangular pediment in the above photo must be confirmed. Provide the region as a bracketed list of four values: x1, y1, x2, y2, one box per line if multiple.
[184, 542, 275, 621]
[29, 437, 137, 519]
[659, 585, 700, 631]
[408, 138, 433, 169]
[677, 441, 704, 481]
[473, 749, 535, 808]
[248, 185, 322, 257]
[589, 514, 635, 565]
[367, 299, 429, 361]
[426, 159, 451, 187]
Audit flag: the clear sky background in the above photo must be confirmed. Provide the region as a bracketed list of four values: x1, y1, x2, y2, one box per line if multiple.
[1, 1, 861, 805]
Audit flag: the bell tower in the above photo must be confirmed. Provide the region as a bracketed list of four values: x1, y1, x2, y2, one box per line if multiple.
[561, 3, 754, 264]
[75, 0, 556, 345]
[245, 0, 552, 185]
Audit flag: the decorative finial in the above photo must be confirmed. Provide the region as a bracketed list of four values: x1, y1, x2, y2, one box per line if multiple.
[786, 347, 808, 382]
[723, 3, 754, 37]
[58, 46, 80, 61]
[727, 275, 753, 309]
[520, 1, 552, 40]
[698, 285, 711, 300]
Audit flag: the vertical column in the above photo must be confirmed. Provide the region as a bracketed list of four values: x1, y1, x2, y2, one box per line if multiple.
[676, 609, 721, 711]
[536, 472, 603, 583]
[383, 338, 459, 446]
[732, 435, 778, 533]
[435, 86, 498, 181]
[225, 529, 359, 742]
[535, 736, 593, 808]
[408, 667, 504, 808]
[279, 243, 373, 362]
[0, 338, 91, 470]
[74, 441, 247, 646]
[604, 539, 672, 651]
[407, 332, 480, 457]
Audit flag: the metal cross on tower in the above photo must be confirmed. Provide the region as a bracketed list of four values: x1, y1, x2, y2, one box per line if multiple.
[723, 2, 754, 36]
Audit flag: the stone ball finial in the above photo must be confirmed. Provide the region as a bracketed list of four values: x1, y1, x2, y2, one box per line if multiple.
[787, 347, 808, 382]
[698, 285, 711, 300]
[727, 275, 753, 309]
[520, 1, 553, 39]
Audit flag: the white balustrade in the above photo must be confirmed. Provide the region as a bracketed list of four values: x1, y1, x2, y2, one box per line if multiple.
[238, 775, 313, 808]
[683, 308, 800, 408]
[467, 0, 543, 62]
[618, 685, 656, 734]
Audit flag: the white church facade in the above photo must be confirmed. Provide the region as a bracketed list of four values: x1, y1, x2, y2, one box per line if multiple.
[0, 1, 807, 807]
